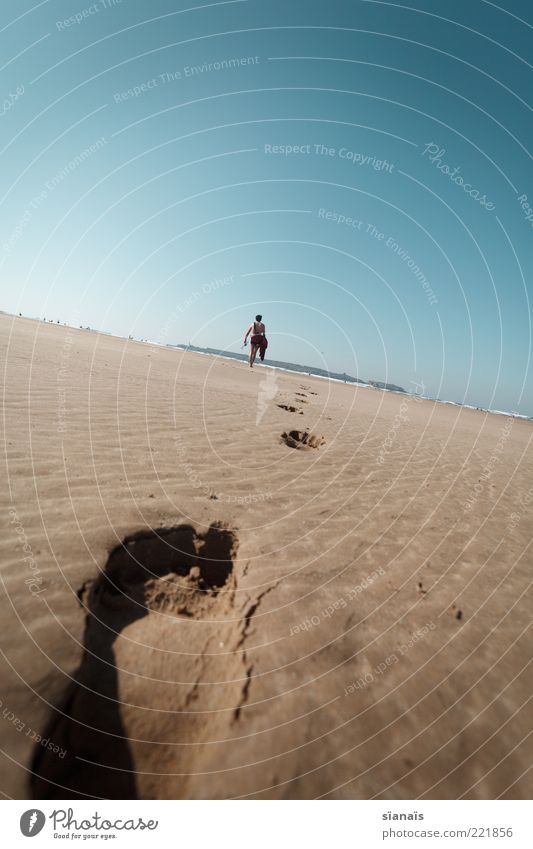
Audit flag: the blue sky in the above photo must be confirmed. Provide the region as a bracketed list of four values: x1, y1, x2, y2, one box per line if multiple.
[1, 0, 531, 413]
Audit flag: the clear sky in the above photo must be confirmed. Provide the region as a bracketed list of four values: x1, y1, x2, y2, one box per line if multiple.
[1, 0, 531, 414]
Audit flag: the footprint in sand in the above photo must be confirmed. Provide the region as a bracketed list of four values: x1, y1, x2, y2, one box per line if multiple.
[280, 430, 325, 450]
[277, 404, 304, 414]
[31, 523, 240, 799]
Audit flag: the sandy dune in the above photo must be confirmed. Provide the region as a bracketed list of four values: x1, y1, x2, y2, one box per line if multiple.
[1, 314, 531, 799]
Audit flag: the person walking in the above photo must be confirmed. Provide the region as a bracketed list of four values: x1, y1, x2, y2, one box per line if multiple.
[244, 314, 268, 368]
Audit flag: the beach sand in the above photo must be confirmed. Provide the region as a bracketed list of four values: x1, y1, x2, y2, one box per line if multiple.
[1, 313, 531, 799]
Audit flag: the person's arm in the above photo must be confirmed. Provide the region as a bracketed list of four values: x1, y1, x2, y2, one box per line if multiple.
[244, 324, 253, 344]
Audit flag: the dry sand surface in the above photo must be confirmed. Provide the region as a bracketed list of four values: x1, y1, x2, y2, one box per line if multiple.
[1, 313, 531, 800]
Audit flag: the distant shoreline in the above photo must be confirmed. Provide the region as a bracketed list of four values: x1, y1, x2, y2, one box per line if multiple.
[174, 344, 406, 393]
[4, 312, 531, 421]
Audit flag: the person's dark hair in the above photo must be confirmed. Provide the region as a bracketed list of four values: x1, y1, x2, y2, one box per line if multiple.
[255, 314, 262, 321]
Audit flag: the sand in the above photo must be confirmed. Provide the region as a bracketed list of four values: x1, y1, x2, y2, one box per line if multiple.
[0, 313, 531, 800]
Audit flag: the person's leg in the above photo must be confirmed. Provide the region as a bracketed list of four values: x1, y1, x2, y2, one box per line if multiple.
[249, 345, 258, 367]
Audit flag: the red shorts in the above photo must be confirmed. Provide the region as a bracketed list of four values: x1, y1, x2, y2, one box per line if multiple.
[251, 334, 268, 360]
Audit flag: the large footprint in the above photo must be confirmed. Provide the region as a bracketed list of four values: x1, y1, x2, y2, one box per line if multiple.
[31, 523, 244, 799]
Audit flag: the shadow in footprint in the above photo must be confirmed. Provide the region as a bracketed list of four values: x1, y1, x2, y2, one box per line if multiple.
[280, 430, 326, 450]
[30, 523, 237, 800]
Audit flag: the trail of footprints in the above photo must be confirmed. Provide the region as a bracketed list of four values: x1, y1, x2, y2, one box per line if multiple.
[278, 386, 326, 451]
[31, 384, 325, 797]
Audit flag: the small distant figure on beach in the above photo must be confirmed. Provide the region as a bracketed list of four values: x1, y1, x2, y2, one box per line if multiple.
[244, 314, 268, 368]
